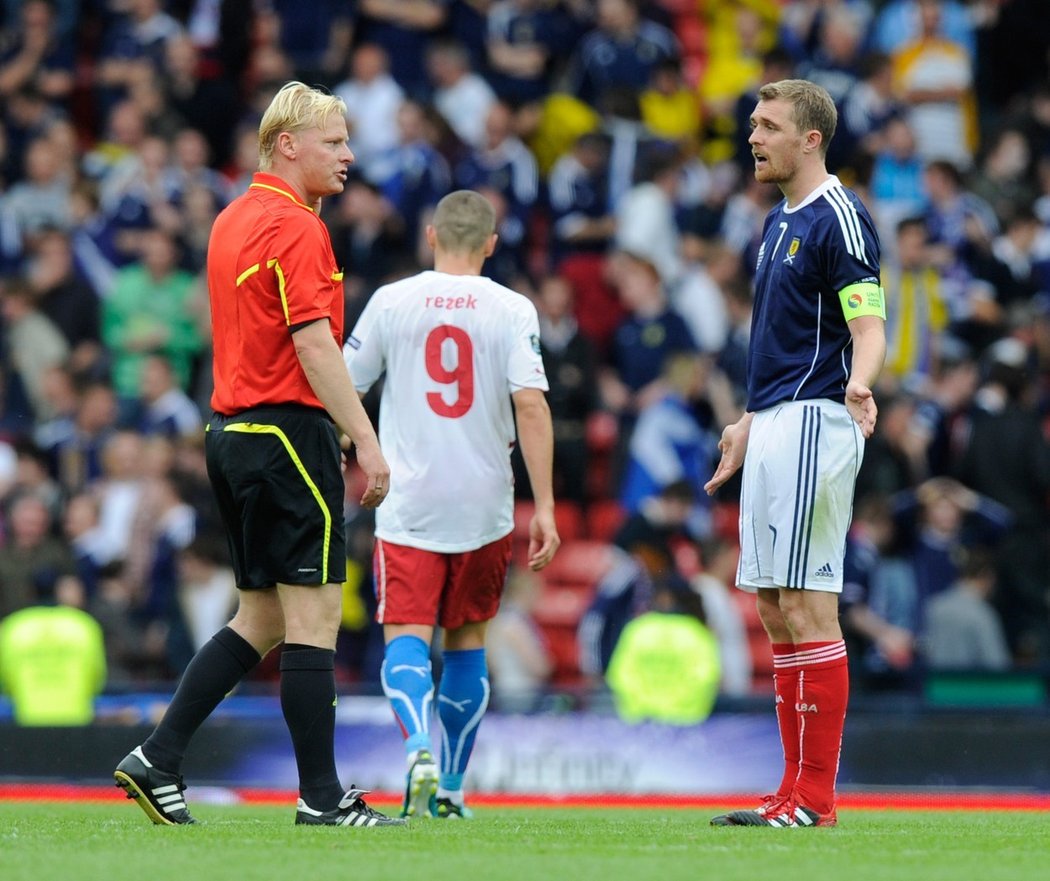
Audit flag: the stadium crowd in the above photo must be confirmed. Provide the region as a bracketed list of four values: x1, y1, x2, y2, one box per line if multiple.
[1, 0, 1050, 714]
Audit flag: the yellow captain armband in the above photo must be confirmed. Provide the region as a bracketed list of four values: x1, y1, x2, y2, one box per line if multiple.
[839, 282, 886, 320]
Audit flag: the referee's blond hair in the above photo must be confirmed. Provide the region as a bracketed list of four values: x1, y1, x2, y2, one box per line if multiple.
[758, 79, 838, 156]
[431, 190, 497, 254]
[257, 81, 347, 171]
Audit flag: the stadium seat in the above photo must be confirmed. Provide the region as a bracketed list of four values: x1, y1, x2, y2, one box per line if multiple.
[540, 539, 616, 588]
[586, 498, 626, 542]
[513, 500, 584, 543]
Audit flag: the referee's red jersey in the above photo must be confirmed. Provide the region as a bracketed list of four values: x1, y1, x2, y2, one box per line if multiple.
[208, 172, 344, 414]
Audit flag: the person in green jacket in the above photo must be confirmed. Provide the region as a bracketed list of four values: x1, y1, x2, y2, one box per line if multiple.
[606, 573, 721, 726]
[0, 578, 106, 726]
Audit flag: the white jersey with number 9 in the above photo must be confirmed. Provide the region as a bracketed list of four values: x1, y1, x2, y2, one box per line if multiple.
[344, 270, 549, 553]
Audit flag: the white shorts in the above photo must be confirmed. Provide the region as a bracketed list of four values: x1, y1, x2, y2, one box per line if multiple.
[737, 399, 864, 593]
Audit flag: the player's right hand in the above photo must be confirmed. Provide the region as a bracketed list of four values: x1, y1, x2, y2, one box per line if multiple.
[704, 418, 750, 496]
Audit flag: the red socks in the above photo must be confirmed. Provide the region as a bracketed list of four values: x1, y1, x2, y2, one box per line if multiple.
[790, 640, 849, 815]
[771, 643, 800, 799]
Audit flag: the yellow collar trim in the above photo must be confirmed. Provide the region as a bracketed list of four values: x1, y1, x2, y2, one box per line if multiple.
[249, 182, 314, 212]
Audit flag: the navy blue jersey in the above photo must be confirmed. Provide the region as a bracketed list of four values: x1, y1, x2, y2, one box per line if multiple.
[747, 176, 882, 412]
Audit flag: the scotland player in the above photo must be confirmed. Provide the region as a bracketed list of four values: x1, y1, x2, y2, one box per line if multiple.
[705, 80, 886, 828]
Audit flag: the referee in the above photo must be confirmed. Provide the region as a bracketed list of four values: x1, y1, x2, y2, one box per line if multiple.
[115, 82, 402, 828]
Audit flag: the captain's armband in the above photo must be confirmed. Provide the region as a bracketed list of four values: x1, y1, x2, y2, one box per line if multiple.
[838, 282, 886, 320]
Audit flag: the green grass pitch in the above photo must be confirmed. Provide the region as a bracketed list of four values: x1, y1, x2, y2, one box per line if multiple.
[2, 803, 1047, 881]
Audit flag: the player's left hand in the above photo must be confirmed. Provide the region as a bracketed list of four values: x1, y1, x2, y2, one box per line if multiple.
[527, 507, 560, 571]
[845, 380, 878, 438]
[354, 438, 391, 509]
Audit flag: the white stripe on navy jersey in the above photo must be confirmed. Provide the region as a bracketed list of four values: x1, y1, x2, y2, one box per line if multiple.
[823, 185, 866, 263]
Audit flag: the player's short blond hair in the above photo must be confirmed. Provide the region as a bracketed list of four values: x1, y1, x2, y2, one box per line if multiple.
[758, 79, 838, 156]
[431, 190, 496, 254]
[257, 81, 347, 171]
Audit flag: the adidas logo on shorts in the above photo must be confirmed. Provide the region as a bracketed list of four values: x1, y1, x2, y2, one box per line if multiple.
[814, 562, 835, 578]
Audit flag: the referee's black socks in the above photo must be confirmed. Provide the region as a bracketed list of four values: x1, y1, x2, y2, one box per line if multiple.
[280, 644, 344, 810]
[142, 626, 262, 772]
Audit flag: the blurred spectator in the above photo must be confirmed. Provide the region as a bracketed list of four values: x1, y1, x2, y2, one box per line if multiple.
[873, 0, 975, 59]
[426, 38, 497, 150]
[988, 209, 1050, 311]
[639, 56, 700, 148]
[0, 276, 68, 419]
[601, 250, 696, 420]
[605, 568, 720, 725]
[0, 134, 72, 261]
[841, 493, 919, 691]
[330, 177, 405, 312]
[614, 145, 683, 288]
[7, 437, 62, 520]
[890, 0, 976, 169]
[486, 566, 553, 712]
[922, 157, 998, 269]
[673, 240, 738, 355]
[880, 216, 949, 386]
[700, 2, 773, 166]
[0, 0, 74, 103]
[166, 127, 230, 210]
[547, 130, 615, 266]
[62, 489, 105, 599]
[796, 3, 865, 113]
[94, 0, 184, 118]
[485, 0, 576, 107]
[923, 546, 1011, 671]
[840, 51, 903, 163]
[161, 33, 240, 169]
[375, 98, 451, 258]
[87, 429, 146, 568]
[892, 476, 1011, 625]
[171, 532, 237, 669]
[953, 337, 1050, 661]
[454, 100, 539, 259]
[98, 134, 182, 262]
[334, 43, 405, 184]
[262, 0, 353, 87]
[88, 559, 168, 684]
[0, 574, 106, 725]
[101, 227, 202, 407]
[565, 0, 679, 108]
[619, 352, 717, 521]
[82, 97, 150, 183]
[530, 274, 598, 505]
[690, 536, 751, 697]
[577, 545, 651, 680]
[358, 0, 448, 98]
[869, 116, 926, 235]
[0, 491, 76, 617]
[968, 128, 1034, 228]
[135, 352, 202, 440]
[177, 182, 220, 273]
[854, 391, 929, 501]
[23, 228, 103, 376]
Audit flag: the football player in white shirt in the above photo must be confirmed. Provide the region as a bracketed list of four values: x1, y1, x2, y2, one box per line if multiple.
[344, 190, 560, 819]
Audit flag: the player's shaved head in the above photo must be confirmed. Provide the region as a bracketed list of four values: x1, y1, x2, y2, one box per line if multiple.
[431, 190, 497, 254]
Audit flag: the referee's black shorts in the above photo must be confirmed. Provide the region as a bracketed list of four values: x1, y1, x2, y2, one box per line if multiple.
[205, 404, 347, 589]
